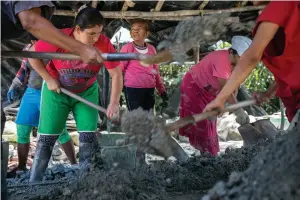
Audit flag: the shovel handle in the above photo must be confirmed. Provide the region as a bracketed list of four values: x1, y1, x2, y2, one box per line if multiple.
[60, 88, 107, 114]
[166, 100, 256, 132]
[1, 51, 149, 61]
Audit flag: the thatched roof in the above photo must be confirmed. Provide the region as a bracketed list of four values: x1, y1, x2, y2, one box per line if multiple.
[1, 1, 264, 100]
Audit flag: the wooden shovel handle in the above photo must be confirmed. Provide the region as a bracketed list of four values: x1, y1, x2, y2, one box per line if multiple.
[61, 88, 107, 114]
[166, 100, 256, 132]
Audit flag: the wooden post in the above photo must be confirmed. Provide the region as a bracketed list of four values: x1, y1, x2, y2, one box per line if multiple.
[91, 1, 98, 8]
[193, 46, 200, 64]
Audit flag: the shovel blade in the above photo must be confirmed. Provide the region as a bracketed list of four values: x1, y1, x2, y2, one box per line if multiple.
[238, 119, 278, 147]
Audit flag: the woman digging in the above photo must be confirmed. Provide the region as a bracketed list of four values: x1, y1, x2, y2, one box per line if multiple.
[28, 4, 123, 182]
[179, 36, 251, 156]
[120, 18, 168, 164]
[204, 1, 300, 131]
[6, 41, 77, 178]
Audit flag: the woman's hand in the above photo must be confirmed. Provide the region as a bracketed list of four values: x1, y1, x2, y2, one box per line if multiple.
[203, 97, 226, 113]
[79, 45, 104, 64]
[106, 103, 120, 120]
[252, 91, 272, 105]
[46, 78, 61, 93]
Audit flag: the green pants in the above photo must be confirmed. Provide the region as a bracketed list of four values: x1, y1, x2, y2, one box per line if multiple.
[17, 124, 71, 144]
[38, 82, 99, 135]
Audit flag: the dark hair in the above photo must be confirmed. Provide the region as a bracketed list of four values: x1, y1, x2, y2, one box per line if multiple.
[229, 48, 238, 55]
[74, 3, 105, 30]
[130, 18, 150, 31]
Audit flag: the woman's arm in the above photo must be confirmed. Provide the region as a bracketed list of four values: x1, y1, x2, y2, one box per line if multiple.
[106, 66, 123, 119]
[18, 7, 103, 64]
[204, 21, 280, 112]
[218, 77, 237, 105]
[28, 45, 61, 93]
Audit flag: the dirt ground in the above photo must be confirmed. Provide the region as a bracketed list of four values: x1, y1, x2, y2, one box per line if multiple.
[203, 125, 300, 200]
[8, 132, 270, 200]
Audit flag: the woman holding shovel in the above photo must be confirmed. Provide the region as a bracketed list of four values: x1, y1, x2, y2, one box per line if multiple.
[204, 1, 300, 130]
[179, 36, 251, 156]
[28, 4, 123, 182]
[6, 41, 77, 178]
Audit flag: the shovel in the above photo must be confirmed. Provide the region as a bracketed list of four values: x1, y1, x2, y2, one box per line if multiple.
[122, 100, 257, 162]
[1, 51, 150, 61]
[60, 88, 120, 122]
[238, 119, 279, 147]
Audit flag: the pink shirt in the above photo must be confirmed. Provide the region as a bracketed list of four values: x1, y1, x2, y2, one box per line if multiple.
[190, 50, 232, 96]
[120, 42, 166, 95]
[34, 28, 119, 93]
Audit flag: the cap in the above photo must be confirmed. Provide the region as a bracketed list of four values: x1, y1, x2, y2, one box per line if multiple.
[231, 36, 252, 56]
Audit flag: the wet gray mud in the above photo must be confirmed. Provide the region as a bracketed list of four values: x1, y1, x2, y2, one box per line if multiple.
[203, 126, 300, 200]
[121, 108, 172, 158]
[9, 134, 271, 200]
[157, 14, 254, 63]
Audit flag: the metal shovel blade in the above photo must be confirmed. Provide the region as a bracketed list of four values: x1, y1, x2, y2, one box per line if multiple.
[238, 119, 278, 147]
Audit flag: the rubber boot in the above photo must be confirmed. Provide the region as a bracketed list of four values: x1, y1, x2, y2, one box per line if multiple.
[79, 141, 98, 171]
[29, 143, 53, 182]
[61, 139, 77, 165]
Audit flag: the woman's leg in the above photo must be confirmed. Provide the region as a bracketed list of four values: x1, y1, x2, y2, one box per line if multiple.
[141, 88, 155, 111]
[72, 83, 99, 168]
[124, 87, 144, 111]
[58, 127, 77, 164]
[9, 88, 41, 176]
[30, 83, 70, 182]
[179, 72, 219, 156]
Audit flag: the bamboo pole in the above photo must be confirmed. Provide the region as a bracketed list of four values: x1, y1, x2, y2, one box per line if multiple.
[54, 5, 265, 20]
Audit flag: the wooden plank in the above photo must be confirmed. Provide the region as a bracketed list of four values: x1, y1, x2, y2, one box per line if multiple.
[198, 0, 209, 10]
[54, 5, 265, 20]
[154, 0, 165, 12]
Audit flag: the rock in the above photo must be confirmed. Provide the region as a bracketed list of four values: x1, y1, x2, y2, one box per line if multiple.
[52, 142, 63, 156]
[217, 113, 242, 141]
[69, 131, 79, 146]
[3, 120, 17, 135]
[178, 135, 189, 143]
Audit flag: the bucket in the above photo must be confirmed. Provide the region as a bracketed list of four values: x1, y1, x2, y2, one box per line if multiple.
[98, 133, 137, 170]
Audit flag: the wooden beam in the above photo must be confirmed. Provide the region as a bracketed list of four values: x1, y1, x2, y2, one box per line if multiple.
[91, 1, 98, 8]
[198, 0, 209, 10]
[121, 0, 136, 11]
[154, 0, 165, 12]
[55, 5, 265, 20]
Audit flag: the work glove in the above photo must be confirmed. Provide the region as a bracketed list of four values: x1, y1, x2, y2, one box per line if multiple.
[234, 108, 250, 125]
[7, 77, 23, 104]
[160, 92, 169, 109]
[7, 89, 15, 104]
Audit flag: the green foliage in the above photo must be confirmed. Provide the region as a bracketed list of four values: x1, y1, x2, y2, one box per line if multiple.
[154, 63, 191, 113]
[154, 61, 280, 115]
[243, 62, 280, 114]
